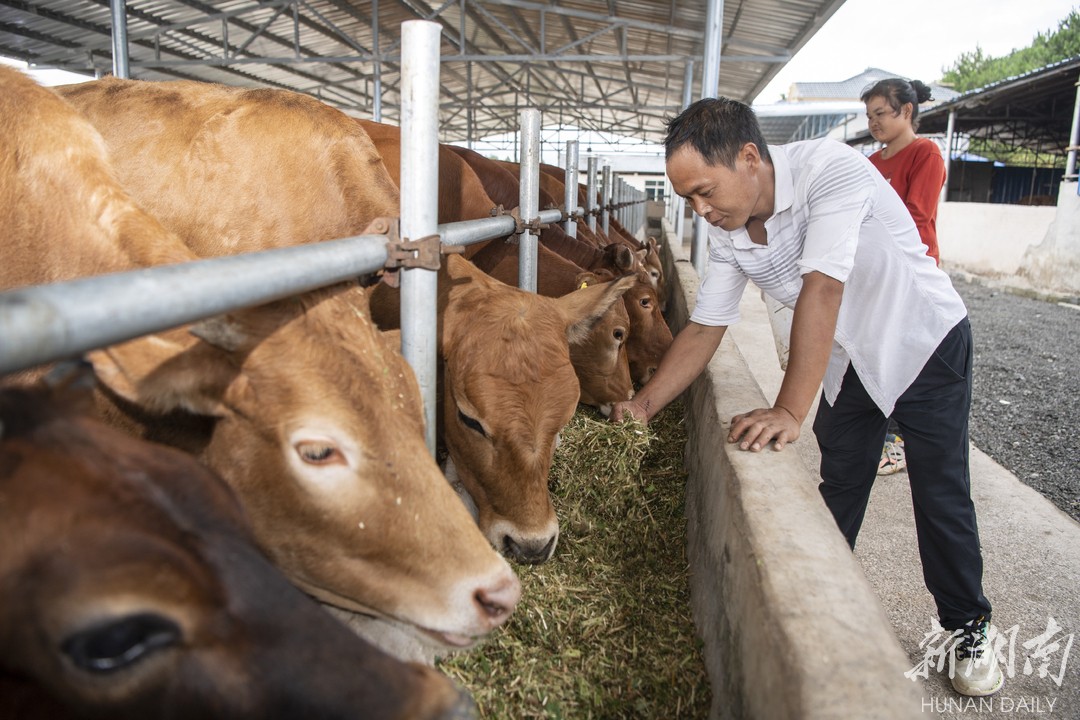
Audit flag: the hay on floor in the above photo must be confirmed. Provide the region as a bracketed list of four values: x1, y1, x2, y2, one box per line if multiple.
[440, 399, 710, 719]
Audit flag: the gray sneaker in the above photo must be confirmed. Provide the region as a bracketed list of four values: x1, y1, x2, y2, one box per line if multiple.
[950, 617, 1004, 697]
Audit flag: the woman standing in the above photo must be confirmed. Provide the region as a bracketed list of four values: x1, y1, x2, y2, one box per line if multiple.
[862, 78, 947, 474]
[862, 78, 946, 264]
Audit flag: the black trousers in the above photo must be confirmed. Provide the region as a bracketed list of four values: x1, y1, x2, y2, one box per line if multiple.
[812, 317, 991, 630]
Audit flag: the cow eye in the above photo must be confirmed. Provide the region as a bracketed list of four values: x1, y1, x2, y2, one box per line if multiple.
[639, 296, 652, 309]
[296, 440, 343, 465]
[62, 614, 180, 674]
[613, 328, 626, 342]
[458, 409, 487, 437]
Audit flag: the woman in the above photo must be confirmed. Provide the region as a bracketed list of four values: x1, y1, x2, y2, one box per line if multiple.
[862, 78, 948, 475]
[862, 78, 946, 264]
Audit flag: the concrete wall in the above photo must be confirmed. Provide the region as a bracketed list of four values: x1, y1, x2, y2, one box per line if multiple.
[1016, 182, 1080, 296]
[938, 182, 1080, 297]
[937, 201, 1055, 276]
[660, 228, 923, 720]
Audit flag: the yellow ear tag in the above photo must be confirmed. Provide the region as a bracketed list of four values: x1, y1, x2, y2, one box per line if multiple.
[579, 281, 589, 289]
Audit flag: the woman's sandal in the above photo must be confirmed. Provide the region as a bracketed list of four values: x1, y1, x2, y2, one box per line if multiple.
[877, 433, 907, 475]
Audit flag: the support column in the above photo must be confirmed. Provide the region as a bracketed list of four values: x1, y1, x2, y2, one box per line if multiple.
[564, 140, 579, 238]
[941, 109, 956, 203]
[587, 156, 598, 233]
[399, 20, 442, 455]
[1066, 73, 1080, 181]
[601, 164, 612, 236]
[518, 109, 541, 293]
[109, 0, 130, 78]
[691, 0, 724, 275]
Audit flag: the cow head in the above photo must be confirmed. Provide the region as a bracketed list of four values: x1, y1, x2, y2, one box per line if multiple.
[623, 276, 673, 386]
[87, 283, 520, 652]
[568, 273, 636, 416]
[0, 373, 474, 720]
[438, 256, 628, 564]
[642, 236, 667, 311]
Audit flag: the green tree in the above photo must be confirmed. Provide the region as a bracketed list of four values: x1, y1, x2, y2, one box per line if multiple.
[941, 9, 1080, 91]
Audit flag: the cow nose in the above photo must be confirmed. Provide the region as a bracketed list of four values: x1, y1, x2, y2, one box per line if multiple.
[502, 534, 557, 565]
[474, 574, 521, 626]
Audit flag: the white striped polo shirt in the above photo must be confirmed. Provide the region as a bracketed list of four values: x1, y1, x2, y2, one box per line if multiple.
[690, 138, 967, 416]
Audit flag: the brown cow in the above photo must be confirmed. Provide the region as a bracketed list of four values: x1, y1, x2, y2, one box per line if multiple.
[7, 70, 519, 654]
[446, 145, 639, 278]
[0, 370, 474, 720]
[355, 120, 636, 412]
[356, 119, 499, 248]
[471, 238, 671, 387]
[55, 77, 400, 258]
[447, 149, 670, 381]
[369, 255, 632, 563]
[538, 161, 667, 304]
[457, 243, 635, 415]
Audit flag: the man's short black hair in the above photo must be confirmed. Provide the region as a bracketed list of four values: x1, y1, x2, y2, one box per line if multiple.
[664, 97, 771, 169]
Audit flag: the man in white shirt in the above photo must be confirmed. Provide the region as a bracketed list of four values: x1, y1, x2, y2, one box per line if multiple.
[611, 97, 1002, 697]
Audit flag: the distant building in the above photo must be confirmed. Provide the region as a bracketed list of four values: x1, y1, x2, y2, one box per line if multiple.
[751, 68, 960, 148]
[786, 67, 959, 104]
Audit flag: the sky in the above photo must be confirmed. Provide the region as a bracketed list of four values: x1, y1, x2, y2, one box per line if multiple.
[754, 0, 1077, 104]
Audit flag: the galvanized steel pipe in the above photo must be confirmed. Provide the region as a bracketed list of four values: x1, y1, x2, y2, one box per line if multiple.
[399, 19, 442, 454]
[586, 156, 598, 233]
[0, 235, 389, 375]
[564, 140, 579, 238]
[1068, 75, 1080, 180]
[518, 108, 541, 293]
[692, 0, 724, 274]
[372, 0, 382, 121]
[942, 109, 957, 203]
[110, 0, 130, 79]
[601, 164, 611, 235]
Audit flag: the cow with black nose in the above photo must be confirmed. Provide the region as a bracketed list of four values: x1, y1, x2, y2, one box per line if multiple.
[0, 369, 476, 720]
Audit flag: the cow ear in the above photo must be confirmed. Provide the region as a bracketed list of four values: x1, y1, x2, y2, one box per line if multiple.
[189, 315, 255, 353]
[573, 271, 601, 289]
[557, 275, 635, 346]
[87, 331, 234, 417]
[42, 359, 98, 416]
[607, 243, 636, 272]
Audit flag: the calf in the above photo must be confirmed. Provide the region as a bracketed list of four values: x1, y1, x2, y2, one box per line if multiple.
[0, 371, 474, 720]
[370, 255, 631, 563]
[470, 243, 635, 415]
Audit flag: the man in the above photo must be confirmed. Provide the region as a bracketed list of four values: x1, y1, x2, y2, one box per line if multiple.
[611, 97, 1002, 697]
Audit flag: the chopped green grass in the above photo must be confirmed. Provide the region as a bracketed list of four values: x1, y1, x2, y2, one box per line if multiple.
[440, 399, 710, 719]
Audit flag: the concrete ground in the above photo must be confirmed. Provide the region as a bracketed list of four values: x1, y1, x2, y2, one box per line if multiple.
[727, 282, 1080, 718]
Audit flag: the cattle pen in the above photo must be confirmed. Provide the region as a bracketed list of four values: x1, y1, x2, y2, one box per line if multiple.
[1, 16, 938, 720]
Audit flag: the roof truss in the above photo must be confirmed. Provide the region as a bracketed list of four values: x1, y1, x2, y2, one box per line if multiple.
[1, 0, 846, 144]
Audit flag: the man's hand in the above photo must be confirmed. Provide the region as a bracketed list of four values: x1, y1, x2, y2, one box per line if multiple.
[728, 406, 801, 452]
[610, 399, 650, 424]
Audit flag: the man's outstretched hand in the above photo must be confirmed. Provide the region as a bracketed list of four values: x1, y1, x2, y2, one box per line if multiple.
[610, 399, 650, 425]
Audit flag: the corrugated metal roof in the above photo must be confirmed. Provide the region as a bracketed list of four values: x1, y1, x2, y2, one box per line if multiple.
[1, 0, 846, 144]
